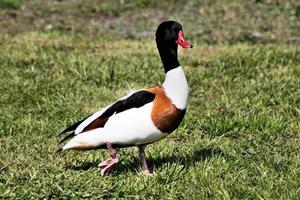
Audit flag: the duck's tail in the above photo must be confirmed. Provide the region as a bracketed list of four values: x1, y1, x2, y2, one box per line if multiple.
[58, 128, 107, 151]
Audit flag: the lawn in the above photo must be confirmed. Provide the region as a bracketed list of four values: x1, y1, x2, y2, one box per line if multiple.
[0, 0, 300, 199]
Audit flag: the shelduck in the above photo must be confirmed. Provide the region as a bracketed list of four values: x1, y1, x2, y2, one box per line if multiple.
[58, 21, 193, 176]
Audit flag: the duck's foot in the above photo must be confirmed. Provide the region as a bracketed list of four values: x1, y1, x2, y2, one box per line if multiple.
[141, 169, 154, 176]
[98, 142, 119, 176]
[98, 157, 115, 168]
[99, 157, 119, 176]
[138, 145, 154, 176]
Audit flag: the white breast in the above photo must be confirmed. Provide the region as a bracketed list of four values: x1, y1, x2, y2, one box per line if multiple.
[162, 66, 189, 109]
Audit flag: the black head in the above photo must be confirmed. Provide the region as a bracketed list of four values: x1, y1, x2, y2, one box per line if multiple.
[155, 21, 192, 72]
[156, 21, 192, 48]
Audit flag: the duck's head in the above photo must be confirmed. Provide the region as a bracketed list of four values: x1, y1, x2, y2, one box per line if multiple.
[156, 21, 192, 72]
[156, 21, 192, 49]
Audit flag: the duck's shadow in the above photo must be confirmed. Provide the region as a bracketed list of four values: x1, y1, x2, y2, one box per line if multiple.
[66, 147, 225, 174]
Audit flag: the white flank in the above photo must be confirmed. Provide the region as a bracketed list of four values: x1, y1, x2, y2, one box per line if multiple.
[162, 66, 189, 109]
[74, 91, 137, 135]
[63, 102, 166, 150]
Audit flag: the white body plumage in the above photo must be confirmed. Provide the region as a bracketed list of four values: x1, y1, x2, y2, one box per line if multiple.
[62, 67, 188, 150]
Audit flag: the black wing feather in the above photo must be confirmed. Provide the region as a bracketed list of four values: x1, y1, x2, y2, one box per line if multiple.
[58, 132, 75, 145]
[100, 91, 155, 118]
[59, 116, 89, 136]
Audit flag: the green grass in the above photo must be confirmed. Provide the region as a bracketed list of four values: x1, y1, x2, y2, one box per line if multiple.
[1, 0, 300, 199]
[0, 32, 299, 199]
[0, 0, 21, 9]
[0, 0, 299, 43]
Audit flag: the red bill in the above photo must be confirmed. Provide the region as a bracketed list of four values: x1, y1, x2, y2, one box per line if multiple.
[176, 31, 193, 48]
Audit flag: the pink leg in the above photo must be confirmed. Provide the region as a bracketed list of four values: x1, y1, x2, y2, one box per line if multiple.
[98, 143, 119, 176]
[138, 145, 153, 175]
